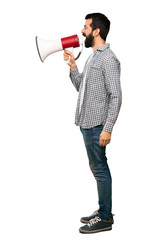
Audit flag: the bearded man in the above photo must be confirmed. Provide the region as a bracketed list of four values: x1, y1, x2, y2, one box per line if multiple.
[64, 12, 122, 234]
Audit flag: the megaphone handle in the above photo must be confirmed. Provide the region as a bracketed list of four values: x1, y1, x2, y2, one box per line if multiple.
[75, 41, 83, 60]
[64, 47, 74, 64]
[64, 42, 83, 63]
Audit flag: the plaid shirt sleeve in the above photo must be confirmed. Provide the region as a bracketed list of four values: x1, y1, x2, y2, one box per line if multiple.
[102, 55, 122, 132]
[69, 68, 83, 92]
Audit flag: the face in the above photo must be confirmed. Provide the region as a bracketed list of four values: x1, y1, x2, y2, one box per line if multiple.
[81, 19, 94, 48]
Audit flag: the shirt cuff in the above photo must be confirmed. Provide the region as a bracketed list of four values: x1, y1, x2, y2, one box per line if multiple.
[70, 68, 79, 77]
[103, 121, 114, 133]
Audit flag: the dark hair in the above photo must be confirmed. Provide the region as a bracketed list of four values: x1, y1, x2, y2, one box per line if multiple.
[85, 13, 110, 41]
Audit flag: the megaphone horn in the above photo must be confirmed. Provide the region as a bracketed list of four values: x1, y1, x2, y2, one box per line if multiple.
[36, 34, 83, 62]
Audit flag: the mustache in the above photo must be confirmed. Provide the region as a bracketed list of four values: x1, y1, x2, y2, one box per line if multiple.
[82, 33, 86, 37]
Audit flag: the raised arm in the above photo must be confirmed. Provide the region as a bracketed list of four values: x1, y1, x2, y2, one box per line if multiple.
[64, 50, 83, 92]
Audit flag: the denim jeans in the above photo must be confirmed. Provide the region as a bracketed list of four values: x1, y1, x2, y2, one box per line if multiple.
[80, 125, 112, 220]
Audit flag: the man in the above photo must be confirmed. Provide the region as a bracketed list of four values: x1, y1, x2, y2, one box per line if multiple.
[64, 13, 122, 234]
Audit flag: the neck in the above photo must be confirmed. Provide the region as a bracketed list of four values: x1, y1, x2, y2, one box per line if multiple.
[92, 38, 106, 51]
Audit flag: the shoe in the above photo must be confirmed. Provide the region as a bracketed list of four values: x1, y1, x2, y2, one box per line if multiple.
[80, 210, 114, 224]
[80, 210, 99, 223]
[79, 216, 112, 234]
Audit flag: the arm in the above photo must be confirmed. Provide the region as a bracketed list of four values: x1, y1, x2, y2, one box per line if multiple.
[99, 55, 122, 147]
[64, 50, 83, 92]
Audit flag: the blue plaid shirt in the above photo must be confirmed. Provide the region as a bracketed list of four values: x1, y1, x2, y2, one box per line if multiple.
[70, 43, 122, 133]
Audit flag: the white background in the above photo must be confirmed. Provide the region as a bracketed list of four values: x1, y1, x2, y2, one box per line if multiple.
[0, 0, 160, 240]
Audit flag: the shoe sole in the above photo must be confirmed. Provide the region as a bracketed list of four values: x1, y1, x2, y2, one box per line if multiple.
[79, 226, 112, 234]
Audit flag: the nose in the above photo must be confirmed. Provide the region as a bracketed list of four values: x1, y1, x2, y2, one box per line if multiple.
[81, 28, 85, 34]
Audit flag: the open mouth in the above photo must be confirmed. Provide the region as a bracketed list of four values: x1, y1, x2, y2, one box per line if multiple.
[81, 34, 86, 42]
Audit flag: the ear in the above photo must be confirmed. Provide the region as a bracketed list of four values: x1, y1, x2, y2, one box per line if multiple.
[93, 28, 100, 37]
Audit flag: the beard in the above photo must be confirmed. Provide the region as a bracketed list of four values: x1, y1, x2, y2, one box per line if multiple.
[83, 32, 94, 48]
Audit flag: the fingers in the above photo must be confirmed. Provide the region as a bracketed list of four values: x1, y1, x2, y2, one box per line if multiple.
[64, 50, 73, 57]
[99, 140, 110, 147]
[63, 51, 71, 63]
[63, 50, 72, 59]
[63, 53, 70, 62]
[99, 134, 111, 147]
[99, 139, 109, 147]
[99, 137, 105, 147]
[63, 50, 76, 66]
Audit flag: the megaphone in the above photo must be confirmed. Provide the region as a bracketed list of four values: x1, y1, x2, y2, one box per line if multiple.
[35, 34, 83, 62]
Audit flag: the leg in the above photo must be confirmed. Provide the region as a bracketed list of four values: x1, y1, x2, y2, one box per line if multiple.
[80, 125, 112, 220]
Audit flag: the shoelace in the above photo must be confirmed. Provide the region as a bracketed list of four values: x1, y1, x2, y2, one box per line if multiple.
[88, 217, 101, 227]
[90, 210, 98, 217]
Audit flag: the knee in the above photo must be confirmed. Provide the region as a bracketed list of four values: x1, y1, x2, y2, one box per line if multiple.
[94, 167, 112, 182]
[89, 161, 95, 175]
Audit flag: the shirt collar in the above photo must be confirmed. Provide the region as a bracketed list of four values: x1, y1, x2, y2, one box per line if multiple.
[96, 43, 110, 52]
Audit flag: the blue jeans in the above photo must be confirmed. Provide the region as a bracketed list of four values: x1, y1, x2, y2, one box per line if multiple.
[80, 125, 112, 220]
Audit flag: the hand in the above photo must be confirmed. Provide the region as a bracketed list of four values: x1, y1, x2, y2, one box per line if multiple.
[99, 131, 111, 147]
[63, 50, 77, 70]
